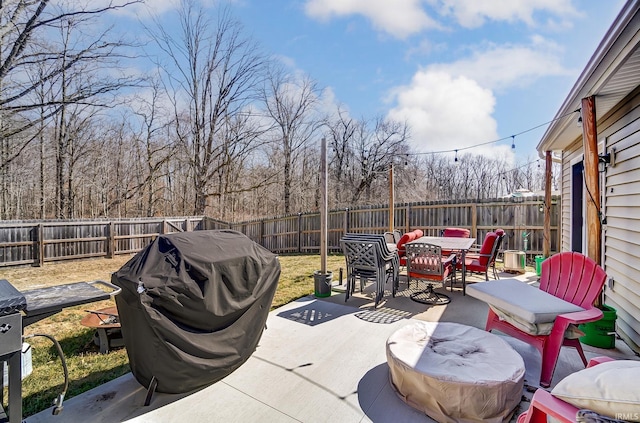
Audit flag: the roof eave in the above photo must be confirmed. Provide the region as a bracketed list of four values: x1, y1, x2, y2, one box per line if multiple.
[537, 0, 640, 154]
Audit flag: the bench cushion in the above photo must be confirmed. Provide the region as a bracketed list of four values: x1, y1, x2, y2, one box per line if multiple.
[467, 279, 584, 324]
[551, 360, 640, 421]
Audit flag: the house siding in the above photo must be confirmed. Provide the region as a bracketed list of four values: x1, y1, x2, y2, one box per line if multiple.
[601, 92, 640, 352]
[558, 90, 640, 353]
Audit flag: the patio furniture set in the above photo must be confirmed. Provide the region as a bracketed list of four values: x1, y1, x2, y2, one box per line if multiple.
[339, 229, 640, 422]
[340, 227, 503, 307]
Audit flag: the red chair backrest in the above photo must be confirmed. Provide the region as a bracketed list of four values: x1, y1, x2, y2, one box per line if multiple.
[443, 227, 470, 238]
[478, 232, 498, 266]
[540, 252, 607, 308]
[397, 231, 417, 254]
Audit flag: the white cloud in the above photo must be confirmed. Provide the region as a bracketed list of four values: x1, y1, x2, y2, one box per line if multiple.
[304, 0, 440, 39]
[435, 0, 580, 29]
[387, 71, 498, 155]
[303, 0, 581, 37]
[428, 37, 570, 91]
[386, 34, 573, 158]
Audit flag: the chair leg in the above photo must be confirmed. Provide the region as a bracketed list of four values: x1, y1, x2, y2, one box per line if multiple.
[564, 338, 588, 366]
[540, 333, 564, 388]
[409, 283, 451, 305]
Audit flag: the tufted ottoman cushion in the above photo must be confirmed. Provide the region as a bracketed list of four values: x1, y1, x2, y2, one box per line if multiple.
[386, 321, 525, 423]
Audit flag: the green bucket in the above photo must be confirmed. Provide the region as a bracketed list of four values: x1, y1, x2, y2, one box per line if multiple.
[579, 305, 617, 349]
[535, 255, 545, 276]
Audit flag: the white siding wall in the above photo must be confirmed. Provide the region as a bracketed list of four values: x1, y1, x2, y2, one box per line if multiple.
[600, 91, 640, 352]
[558, 90, 640, 353]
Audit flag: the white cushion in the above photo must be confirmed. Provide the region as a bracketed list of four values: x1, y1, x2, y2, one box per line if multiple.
[489, 306, 585, 338]
[467, 279, 584, 324]
[551, 360, 640, 422]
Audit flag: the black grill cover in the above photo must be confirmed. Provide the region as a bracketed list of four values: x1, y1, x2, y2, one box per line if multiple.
[112, 229, 280, 394]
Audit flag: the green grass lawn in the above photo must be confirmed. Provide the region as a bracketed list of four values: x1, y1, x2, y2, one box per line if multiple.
[0, 253, 345, 418]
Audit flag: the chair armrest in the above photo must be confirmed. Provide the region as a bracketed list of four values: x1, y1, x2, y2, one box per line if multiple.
[442, 253, 456, 266]
[587, 356, 615, 368]
[556, 307, 603, 326]
[520, 389, 578, 423]
[465, 252, 491, 259]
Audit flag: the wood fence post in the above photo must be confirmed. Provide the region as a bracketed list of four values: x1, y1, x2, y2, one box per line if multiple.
[37, 224, 44, 267]
[344, 208, 349, 234]
[297, 213, 302, 253]
[471, 203, 478, 238]
[106, 222, 114, 258]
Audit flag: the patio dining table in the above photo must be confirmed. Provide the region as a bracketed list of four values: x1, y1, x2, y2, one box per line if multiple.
[408, 236, 476, 295]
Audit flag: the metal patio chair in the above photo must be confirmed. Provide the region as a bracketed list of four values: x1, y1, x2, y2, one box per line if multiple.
[340, 235, 399, 307]
[405, 242, 456, 305]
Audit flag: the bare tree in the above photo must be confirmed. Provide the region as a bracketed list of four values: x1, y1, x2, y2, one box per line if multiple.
[127, 78, 174, 217]
[0, 0, 141, 168]
[262, 65, 322, 214]
[326, 106, 358, 207]
[150, 0, 267, 215]
[349, 117, 410, 204]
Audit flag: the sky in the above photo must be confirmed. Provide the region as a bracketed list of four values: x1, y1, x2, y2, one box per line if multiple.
[113, 0, 627, 163]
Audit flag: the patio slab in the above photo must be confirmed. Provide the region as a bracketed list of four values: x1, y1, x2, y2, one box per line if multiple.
[25, 271, 638, 423]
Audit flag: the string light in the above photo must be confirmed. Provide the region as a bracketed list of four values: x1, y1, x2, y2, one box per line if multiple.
[407, 109, 580, 157]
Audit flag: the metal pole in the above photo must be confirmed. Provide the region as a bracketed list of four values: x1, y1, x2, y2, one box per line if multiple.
[389, 164, 394, 232]
[320, 138, 328, 275]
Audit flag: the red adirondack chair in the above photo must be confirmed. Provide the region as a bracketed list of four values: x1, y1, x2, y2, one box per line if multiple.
[517, 356, 615, 423]
[471, 252, 608, 388]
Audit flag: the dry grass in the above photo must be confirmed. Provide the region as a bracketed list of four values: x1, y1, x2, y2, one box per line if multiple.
[0, 253, 345, 418]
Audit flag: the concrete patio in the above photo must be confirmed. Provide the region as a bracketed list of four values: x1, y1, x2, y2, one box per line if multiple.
[25, 270, 639, 423]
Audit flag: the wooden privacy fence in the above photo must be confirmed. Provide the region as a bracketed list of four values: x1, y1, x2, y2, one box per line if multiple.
[0, 217, 230, 267]
[231, 195, 559, 261]
[0, 195, 558, 267]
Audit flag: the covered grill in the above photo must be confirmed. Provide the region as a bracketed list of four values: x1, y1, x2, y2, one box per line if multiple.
[112, 229, 280, 394]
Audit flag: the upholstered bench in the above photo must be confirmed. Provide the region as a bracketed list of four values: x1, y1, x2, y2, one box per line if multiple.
[386, 321, 525, 423]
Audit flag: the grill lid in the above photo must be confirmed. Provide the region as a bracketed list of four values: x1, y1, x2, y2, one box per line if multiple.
[0, 279, 27, 316]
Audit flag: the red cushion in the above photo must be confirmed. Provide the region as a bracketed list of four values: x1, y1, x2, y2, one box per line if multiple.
[478, 232, 498, 265]
[397, 232, 417, 253]
[413, 229, 424, 238]
[443, 228, 470, 238]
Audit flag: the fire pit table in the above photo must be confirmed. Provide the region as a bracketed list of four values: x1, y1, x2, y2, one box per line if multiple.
[386, 321, 525, 423]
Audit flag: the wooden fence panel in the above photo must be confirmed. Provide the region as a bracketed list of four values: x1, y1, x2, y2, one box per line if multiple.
[0, 197, 560, 267]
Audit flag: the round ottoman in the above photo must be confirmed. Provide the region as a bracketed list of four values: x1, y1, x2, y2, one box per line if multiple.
[386, 321, 525, 423]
